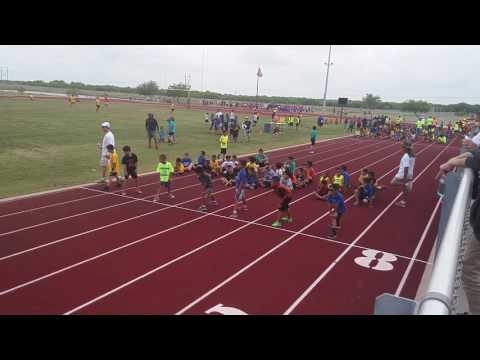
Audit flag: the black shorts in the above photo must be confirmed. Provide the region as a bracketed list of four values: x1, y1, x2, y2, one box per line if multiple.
[311, 138, 316, 146]
[220, 148, 227, 155]
[279, 197, 292, 212]
[125, 168, 138, 179]
[109, 171, 118, 177]
[168, 132, 175, 136]
[160, 181, 171, 188]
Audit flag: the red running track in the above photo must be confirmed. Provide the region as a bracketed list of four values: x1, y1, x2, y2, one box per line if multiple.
[0, 136, 461, 314]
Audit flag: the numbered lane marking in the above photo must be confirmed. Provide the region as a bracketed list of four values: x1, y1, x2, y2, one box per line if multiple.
[354, 249, 397, 271]
[205, 304, 248, 315]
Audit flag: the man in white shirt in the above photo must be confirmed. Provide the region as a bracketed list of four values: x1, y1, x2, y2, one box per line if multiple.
[390, 142, 415, 207]
[98, 122, 115, 183]
[463, 114, 480, 149]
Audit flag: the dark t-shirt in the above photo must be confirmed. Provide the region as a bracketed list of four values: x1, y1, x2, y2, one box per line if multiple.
[145, 117, 159, 131]
[122, 153, 138, 170]
[244, 120, 252, 130]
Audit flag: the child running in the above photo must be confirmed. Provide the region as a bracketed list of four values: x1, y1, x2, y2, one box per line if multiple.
[327, 183, 346, 240]
[103, 144, 122, 191]
[231, 159, 248, 218]
[390, 142, 415, 207]
[154, 154, 175, 201]
[121, 145, 141, 195]
[196, 165, 218, 211]
[271, 176, 294, 228]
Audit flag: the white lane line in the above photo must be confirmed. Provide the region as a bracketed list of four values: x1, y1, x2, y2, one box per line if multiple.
[0, 140, 412, 300]
[175, 142, 436, 315]
[0, 139, 390, 259]
[283, 141, 453, 315]
[0, 138, 388, 237]
[394, 197, 442, 297]
[62, 142, 423, 315]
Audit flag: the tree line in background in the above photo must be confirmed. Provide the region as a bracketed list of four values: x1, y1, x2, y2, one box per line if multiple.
[1, 79, 479, 115]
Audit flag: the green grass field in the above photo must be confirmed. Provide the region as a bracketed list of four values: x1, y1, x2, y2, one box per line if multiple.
[0, 98, 345, 198]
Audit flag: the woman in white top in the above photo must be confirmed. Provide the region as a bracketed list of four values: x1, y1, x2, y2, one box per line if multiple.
[98, 122, 115, 182]
[390, 142, 415, 207]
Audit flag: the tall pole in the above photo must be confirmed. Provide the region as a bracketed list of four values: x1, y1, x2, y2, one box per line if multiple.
[322, 45, 333, 113]
[201, 47, 206, 92]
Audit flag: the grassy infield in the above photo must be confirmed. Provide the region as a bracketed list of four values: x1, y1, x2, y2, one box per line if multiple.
[0, 98, 345, 198]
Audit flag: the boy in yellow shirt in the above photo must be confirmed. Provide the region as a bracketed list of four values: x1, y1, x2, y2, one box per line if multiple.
[174, 157, 185, 176]
[219, 130, 229, 160]
[103, 144, 122, 191]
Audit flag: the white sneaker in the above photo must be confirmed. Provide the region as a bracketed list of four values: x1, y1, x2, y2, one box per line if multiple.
[169, 194, 175, 199]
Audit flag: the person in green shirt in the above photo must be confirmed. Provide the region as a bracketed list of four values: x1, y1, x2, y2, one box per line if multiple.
[255, 148, 268, 168]
[154, 154, 175, 201]
[310, 126, 318, 154]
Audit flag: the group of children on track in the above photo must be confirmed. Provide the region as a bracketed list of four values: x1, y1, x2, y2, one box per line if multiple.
[101, 109, 459, 240]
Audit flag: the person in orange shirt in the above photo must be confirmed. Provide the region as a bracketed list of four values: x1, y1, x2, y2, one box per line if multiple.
[103, 144, 122, 191]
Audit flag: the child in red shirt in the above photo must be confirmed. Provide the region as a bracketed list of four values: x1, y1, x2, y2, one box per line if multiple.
[271, 176, 293, 228]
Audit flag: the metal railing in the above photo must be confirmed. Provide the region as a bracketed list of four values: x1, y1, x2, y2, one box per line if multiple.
[417, 168, 474, 315]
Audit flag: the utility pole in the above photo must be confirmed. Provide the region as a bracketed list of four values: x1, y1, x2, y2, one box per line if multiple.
[201, 47, 206, 92]
[322, 45, 333, 113]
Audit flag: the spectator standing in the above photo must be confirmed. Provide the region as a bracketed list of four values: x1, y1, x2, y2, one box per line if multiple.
[97, 122, 115, 183]
[145, 113, 159, 150]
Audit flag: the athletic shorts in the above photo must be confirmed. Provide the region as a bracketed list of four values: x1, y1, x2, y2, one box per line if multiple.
[168, 132, 175, 136]
[160, 181, 171, 188]
[100, 157, 108, 167]
[203, 186, 213, 196]
[220, 148, 227, 155]
[279, 197, 292, 212]
[125, 168, 138, 179]
[109, 171, 118, 177]
[311, 138, 316, 146]
[235, 188, 246, 201]
[147, 130, 157, 139]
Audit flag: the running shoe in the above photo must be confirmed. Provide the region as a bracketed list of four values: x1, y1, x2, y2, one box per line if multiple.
[281, 217, 293, 223]
[121, 191, 127, 196]
[230, 212, 239, 218]
[198, 205, 207, 211]
[153, 197, 159, 202]
[271, 221, 282, 228]
[169, 194, 175, 199]
[327, 234, 337, 240]
[137, 190, 143, 194]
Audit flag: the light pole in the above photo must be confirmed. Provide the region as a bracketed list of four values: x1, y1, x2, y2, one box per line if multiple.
[322, 45, 333, 113]
[256, 66, 263, 109]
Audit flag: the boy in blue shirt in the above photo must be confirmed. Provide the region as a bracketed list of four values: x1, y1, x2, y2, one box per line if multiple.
[327, 184, 346, 240]
[353, 177, 375, 207]
[340, 165, 351, 191]
[231, 159, 248, 218]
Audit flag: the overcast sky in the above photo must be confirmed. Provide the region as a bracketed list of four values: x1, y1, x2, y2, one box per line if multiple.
[0, 45, 479, 104]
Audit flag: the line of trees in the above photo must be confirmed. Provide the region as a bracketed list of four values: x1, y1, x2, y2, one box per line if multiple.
[1, 79, 479, 115]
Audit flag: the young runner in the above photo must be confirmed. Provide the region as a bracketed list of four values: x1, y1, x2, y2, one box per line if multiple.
[154, 154, 175, 201]
[310, 126, 318, 154]
[390, 142, 415, 207]
[271, 176, 293, 228]
[327, 184, 346, 240]
[121, 145, 141, 195]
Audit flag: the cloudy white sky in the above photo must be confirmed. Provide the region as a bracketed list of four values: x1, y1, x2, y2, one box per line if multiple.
[1, 45, 479, 104]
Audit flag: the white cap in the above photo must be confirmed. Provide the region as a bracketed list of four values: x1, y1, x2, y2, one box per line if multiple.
[101, 122, 111, 128]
